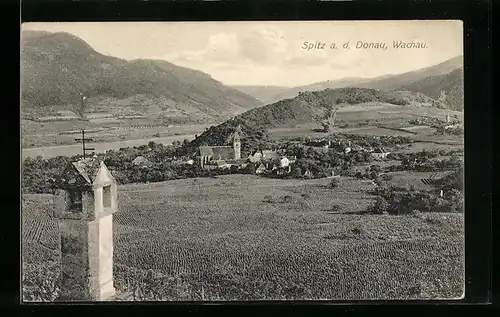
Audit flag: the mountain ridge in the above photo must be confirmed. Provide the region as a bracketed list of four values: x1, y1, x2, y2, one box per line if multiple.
[232, 56, 463, 109]
[21, 30, 262, 121]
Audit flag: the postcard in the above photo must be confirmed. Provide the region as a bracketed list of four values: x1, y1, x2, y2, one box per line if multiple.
[21, 20, 464, 301]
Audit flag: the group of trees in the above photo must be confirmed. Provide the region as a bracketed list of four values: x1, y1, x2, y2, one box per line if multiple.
[435, 125, 464, 135]
[353, 164, 393, 185]
[367, 184, 463, 215]
[22, 139, 259, 193]
[367, 163, 464, 215]
[23, 131, 396, 194]
[22, 156, 74, 194]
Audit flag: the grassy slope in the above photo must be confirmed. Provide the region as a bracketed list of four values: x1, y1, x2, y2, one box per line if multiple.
[22, 175, 464, 300]
[21, 30, 261, 120]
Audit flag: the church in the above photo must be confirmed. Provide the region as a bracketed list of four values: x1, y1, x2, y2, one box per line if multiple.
[197, 127, 243, 169]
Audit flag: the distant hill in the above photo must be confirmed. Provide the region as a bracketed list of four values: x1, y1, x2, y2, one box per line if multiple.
[21, 30, 262, 121]
[230, 86, 290, 105]
[239, 56, 464, 108]
[177, 87, 442, 157]
[355, 55, 463, 91]
[397, 68, 464, 110]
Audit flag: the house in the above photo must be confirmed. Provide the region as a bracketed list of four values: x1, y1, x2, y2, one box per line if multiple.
[274, 165, 292, 176]
[197, 128, 241, 168]
[132, 156, 151, 168]
[248, 151, 263, 163]
[205, 159, 230, 170]
[255, 163, 267, 174]
[225, 158, 248, 167]
[350, 145, 365, 153]
[172, 158, 194, 166]
[372, 147, 391, 160]
[279, 157, 290, 168]
[262, 150, 278, 161]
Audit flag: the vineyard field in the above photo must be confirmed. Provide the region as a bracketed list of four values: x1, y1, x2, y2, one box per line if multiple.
[22, 175, 464, 300]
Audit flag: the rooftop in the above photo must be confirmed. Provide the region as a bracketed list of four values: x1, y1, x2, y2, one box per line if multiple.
[57, 157, 114, 189]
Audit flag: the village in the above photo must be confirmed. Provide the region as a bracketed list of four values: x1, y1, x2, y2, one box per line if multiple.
[129, 127, 394, 179]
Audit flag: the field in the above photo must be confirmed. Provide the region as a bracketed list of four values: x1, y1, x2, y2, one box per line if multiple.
[268, 103, 462, 141]
[21, 116, 214, 149]
[22, 175, 464, 301]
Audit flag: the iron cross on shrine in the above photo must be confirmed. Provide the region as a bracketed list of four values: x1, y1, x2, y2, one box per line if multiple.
[75, 129, 95, 159]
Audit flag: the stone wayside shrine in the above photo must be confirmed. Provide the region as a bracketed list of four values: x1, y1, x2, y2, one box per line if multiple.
[53, 156, 130, 301]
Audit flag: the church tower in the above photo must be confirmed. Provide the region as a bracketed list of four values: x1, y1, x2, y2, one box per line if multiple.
[53, 157, 118, 301]
[233, 130, 241, 160]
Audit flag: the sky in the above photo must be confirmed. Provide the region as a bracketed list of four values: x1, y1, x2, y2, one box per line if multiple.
[22, 21, 463, 87]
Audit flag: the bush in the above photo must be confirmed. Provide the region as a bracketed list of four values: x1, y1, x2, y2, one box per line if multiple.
[330, 205, 341, 212]
[369, 197, 389, 215]
[329, 179, 340, 188]
[381, 174, 393, 181]
[281, 195, 294, 204]
[263, 195, 275, 203]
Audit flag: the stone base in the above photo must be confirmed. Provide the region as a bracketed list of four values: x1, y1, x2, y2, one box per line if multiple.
[94, 280, 116, 301]
[99, 286, 116, 301]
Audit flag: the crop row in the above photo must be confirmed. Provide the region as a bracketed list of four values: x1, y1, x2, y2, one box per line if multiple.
[22, 218, 47, 243]
[110, 236, 464, 300]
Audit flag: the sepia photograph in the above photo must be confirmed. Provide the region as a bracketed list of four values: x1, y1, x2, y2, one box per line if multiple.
[21, 20, 464, 302]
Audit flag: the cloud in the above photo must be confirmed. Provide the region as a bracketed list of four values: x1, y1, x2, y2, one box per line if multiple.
[161, 26, 308, 69]
[238, 26, 288, 65]
[284, 42, 329, 68]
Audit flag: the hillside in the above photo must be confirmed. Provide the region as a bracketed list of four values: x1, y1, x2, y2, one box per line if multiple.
[241, 56, 463, 107]
[265, 77, 376, 105]
[21, 30, 262, 121]
[178, 87, 442, 156]
[397, 68, 464, 110]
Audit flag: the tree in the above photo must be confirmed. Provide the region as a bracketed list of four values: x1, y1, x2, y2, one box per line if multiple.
[294, 167, 302, 178]
[370, 197, 389, 215]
